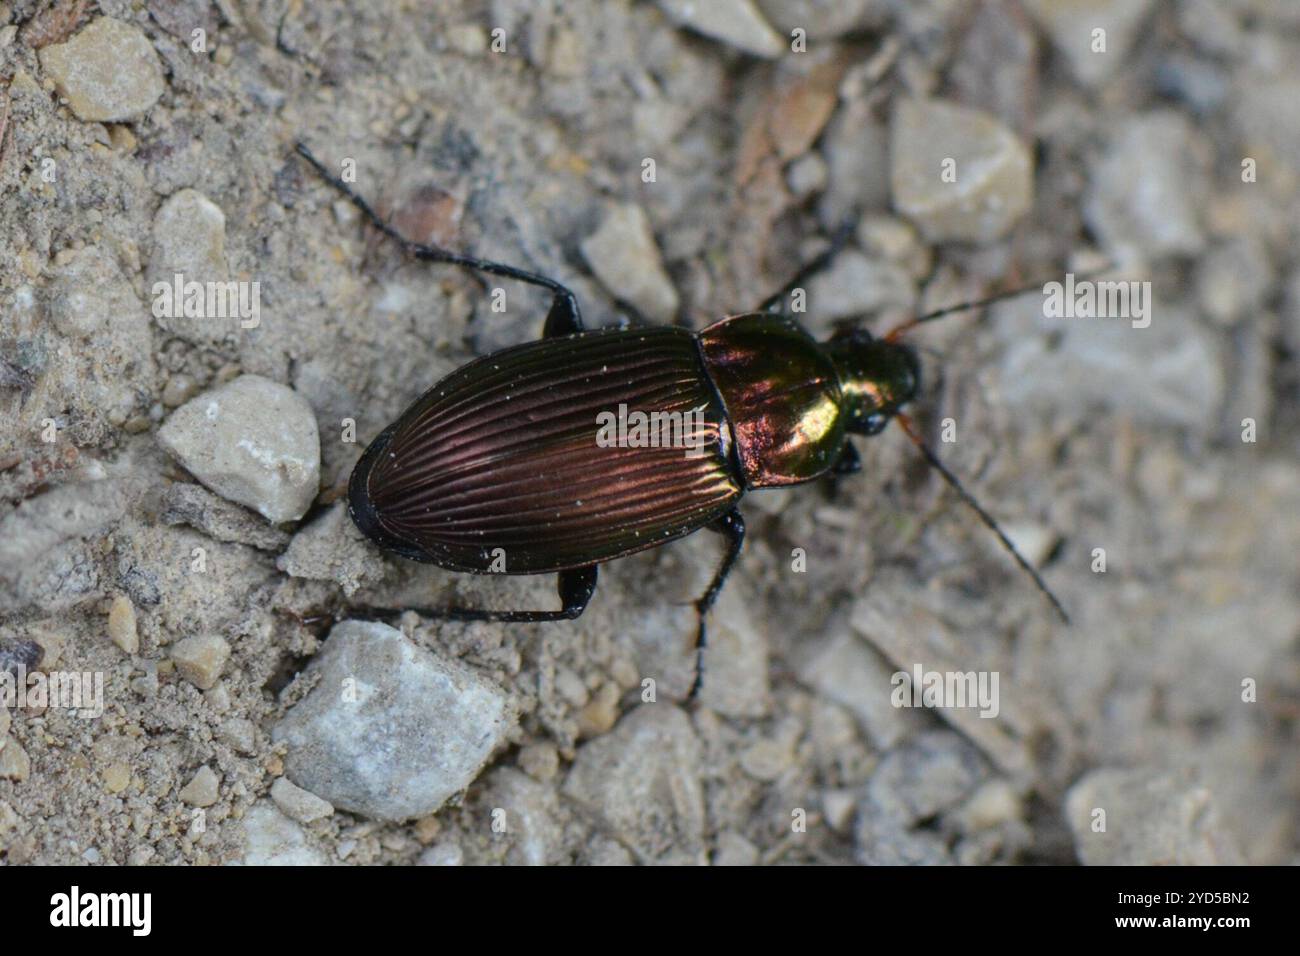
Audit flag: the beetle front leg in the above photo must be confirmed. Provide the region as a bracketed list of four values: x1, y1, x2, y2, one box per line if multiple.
[352, 565, 598, 625]
[688, 508, 746, 701]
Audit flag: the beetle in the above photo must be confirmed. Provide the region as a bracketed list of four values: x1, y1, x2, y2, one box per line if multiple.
[294, 144, 1067, 693]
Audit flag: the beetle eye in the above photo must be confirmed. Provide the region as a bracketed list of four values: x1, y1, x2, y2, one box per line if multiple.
[862, 412, 889, 435]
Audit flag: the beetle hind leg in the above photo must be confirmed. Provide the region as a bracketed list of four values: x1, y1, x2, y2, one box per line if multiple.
[351, 565, 598, 625]
[295, 143, 585, 337]
[688, 509, 746, 701]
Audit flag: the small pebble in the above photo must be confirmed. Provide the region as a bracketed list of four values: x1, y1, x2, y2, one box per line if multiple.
[446, 23, 487, 55]
[806, 251, 916, 326]
[38, 17, 165, 122]
[240, 803, 327, 865]
[517, 742, 560, 782]
[270, 777, 334, 824]
[576, 682, 620, 738]
[179, 766, 220, 807]
[106, 594, 138, 655]
[170, 635, 231, 691]
[162, 374, 199, 408]
[0, 739, 29, 781]
[1065, 768, 1242, 864]
[147, 189, 231, 344]
[418, 842, 464, 866]
[218, 717, 257, 754]
[101, 762, 130, 793]
[713, 830, 760, 866]
[564, 706, 706, 865]
[786, 152, 828, 198]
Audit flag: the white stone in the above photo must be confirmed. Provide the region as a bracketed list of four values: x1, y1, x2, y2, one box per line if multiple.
[272, 621, 515, 821]
[158, 375, 321, 524]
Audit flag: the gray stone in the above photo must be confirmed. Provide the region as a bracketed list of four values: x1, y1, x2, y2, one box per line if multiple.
[581, 204, 679, 323]
[657, 0, 785, 59]
[797, 629, 926, 750]
[995, 298, 1224, 432]
[563, 705, 705, 865]
[865, 731, 988, 826]
[0, 477, 141, 613]
[276, 501, 387, 598]
[856, 812, 952, 865]
[890, 98, 1033, 244]
[805, 251, 916, 327]
[161, 482, 292, 551]
[480, 768, 565, 866]
[1065, 768, 1244, 865]
[45, 246, 155, 439]
[1022, 0, 1157, 89]
[697, 585, 770, 718]
[1084, 112, 1209, 261]
[1195, 236, 1273, 327]
[272, 621, 515, 821]
[38, 17, 165, 122]
[157, 375, 321, 524]
[237, 802, 328, 865]
[417, 842, 464, 866]
[270, 777, 334, 824]
[147, 189, 232, 344]
[818, 98, 890, 228]
[756, 0, 889, 41]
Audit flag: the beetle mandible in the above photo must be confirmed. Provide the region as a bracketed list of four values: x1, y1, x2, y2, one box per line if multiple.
[294, 144, 1067, 695]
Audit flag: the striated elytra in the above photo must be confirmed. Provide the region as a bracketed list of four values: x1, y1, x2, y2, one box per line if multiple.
[295, 143, 1065, 696]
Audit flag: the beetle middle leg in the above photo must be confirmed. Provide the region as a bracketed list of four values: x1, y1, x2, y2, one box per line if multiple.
[295, 143, 585, 337]
[688, 508, 746, 701]
[352, 565, 599, 625]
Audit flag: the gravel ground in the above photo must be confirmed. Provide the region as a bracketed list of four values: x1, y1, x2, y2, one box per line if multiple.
[0, 0, 1297, 866]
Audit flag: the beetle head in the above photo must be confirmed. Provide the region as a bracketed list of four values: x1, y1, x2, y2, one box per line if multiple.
[825, 327, 921, 435]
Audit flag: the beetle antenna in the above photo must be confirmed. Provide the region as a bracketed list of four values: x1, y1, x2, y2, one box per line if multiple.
[883, 264, 1114, 342]
[895, 412, 1070, 624]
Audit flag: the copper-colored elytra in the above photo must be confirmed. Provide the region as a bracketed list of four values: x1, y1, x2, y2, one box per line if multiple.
[296, 140, 1073, 693]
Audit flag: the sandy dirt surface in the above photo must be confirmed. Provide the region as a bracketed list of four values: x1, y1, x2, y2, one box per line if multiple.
[0, 0, 1297, 865]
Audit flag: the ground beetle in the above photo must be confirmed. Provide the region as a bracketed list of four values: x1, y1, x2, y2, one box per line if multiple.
[295, 144, 1067, 693]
